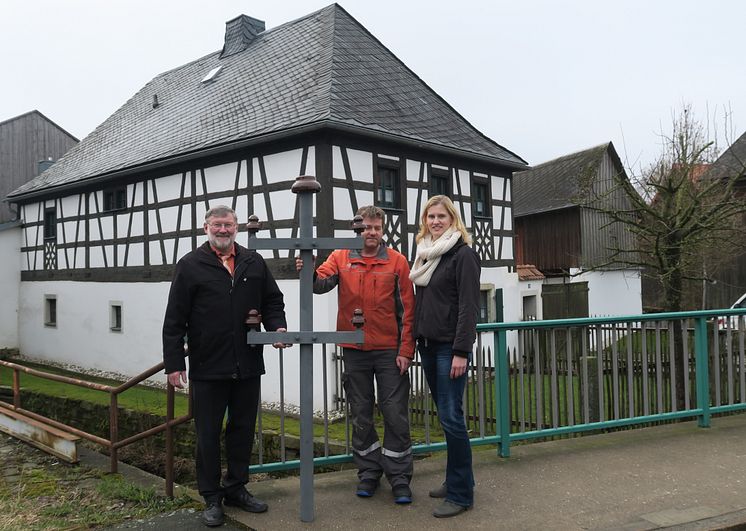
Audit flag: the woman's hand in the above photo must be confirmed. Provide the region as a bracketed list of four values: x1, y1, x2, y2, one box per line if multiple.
[450, 356, 467, 379]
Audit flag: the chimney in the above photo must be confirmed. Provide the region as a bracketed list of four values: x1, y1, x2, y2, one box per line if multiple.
[220, 15, 265, 59]
[37, 158, 55, 175]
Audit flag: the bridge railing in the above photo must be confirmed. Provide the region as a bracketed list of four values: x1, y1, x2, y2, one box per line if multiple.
[0, 359, 192, 496]
[251, 307, 746, 471]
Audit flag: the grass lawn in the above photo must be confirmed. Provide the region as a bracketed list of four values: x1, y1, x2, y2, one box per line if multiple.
[0, 359, 444, 446]
[0, 433, 199, 530]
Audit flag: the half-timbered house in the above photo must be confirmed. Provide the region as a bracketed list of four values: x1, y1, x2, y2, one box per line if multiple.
[7, 5, 527, 407]
[512, 142, 641, 320]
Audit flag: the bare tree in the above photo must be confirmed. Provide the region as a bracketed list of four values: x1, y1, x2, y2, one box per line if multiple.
[580, 105, 746, 313]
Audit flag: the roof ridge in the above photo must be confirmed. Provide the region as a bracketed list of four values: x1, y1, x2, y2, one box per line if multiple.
[0, 110, 79, 141]
[327, 4, 526, 165]
[522, 142, 610, 172]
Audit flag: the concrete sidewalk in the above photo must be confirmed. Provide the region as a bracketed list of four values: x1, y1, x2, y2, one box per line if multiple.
[226, 414, 746, 530]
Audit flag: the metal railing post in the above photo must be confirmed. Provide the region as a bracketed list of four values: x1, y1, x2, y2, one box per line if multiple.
[495, 329, 510, 457]
[694, 317, 711, 428]
[12, 369, 20, 408]
[110, 393, 119, 472]
[165, 383, 175, 498]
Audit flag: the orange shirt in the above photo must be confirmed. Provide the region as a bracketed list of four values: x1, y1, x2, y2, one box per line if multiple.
[210, 244, 235, 276]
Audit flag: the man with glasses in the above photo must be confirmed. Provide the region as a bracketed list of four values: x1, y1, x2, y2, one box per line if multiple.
[163, 205, 288, 527]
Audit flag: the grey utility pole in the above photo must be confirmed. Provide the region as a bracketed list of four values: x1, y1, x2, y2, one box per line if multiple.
[245, 175, 364, 522]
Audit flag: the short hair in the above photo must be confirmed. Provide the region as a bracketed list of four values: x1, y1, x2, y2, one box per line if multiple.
[356, 205, 385, 221]
[204, 205, 237, 222]
[415, 195, 471, 245]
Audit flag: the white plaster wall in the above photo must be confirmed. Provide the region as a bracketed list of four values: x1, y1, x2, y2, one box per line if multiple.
[346, 149, 373, 183]
[263, 149, 304, 184]
[572, 269, 643, 317]
[154, 172, 187, 202]
[17, 278, 343, 410]
[406, 160, 422, 184]
[19, 281, 171, 376]
[0, 226, 21, 349]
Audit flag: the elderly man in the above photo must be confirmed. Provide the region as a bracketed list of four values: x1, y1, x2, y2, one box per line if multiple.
[163, 205, 287, 527]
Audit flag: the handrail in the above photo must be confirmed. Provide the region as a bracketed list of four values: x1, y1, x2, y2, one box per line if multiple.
[0, 359, 192, 497]
[477, 307, 746, 331]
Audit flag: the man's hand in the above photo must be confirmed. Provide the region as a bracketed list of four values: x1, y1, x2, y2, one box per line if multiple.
[450, 356, 468, 379]
[396, 355, 411, 375]
[295, 256, 315, 272]
[167, 370, 187, 389]
[272, 327, 292, 349]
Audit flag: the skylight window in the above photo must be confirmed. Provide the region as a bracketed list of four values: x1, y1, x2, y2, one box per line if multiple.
[201, 66, 223, 83]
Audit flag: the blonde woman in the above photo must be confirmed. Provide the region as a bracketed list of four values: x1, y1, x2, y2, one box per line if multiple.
[410, 195, 480, 518]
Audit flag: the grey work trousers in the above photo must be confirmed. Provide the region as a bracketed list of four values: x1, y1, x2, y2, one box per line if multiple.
[343, 347, 413, 487]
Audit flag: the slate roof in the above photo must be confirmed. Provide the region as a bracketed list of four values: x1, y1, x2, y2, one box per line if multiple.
[705, 131, 746, 181]
[10, 4, 526, 201]
[512, 143, 613, 217]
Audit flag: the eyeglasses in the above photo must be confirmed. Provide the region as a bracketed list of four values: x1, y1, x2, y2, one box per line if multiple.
[207, 222, 237, 230]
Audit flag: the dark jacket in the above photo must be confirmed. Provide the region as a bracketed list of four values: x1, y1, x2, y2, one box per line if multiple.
[162, 241, 287, 380]
[413, 239, 481, 357]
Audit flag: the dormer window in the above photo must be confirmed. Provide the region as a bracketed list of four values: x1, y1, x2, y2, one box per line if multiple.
[202, 66, 223, 83]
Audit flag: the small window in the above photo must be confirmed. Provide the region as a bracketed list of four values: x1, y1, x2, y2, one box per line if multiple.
[523, 295, 537, 321]
[430, 168, 450, 197]
[473, 182, 488, 217]
[376, 162, 400, 208]
[478, 289, 492, 324]
[104, 187, 127, 212]
[44, 295, 57, 327]
[43, 207, 56, 239]
[110, 302, 122, 332]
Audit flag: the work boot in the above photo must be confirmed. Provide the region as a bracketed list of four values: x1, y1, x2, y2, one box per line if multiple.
[392, 484, 412, 504]
[356, 478, 379, 497]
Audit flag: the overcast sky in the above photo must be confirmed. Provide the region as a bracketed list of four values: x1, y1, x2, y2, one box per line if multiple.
[2, 0, 743, 173]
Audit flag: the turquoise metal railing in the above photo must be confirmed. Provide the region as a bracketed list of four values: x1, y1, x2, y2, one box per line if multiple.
[250, 307, 746, 473]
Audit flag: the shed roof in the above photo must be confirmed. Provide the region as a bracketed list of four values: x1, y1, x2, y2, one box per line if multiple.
[10, 4, 526, 201]
[512, 143, 613, 217]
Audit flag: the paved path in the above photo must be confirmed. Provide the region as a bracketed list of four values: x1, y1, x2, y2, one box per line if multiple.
[5, 414, 746, 530]
[233, 414, 746, 530]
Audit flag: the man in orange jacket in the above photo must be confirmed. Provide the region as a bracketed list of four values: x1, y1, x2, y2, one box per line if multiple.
[296, 205, 415, 504]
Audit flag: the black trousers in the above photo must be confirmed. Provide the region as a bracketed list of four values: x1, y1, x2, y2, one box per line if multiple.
[191, 377, 260, 502]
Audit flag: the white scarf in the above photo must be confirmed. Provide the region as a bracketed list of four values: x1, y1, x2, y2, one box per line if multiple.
[409, 227, 461, 286]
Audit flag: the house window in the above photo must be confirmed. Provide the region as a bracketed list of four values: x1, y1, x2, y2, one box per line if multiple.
[478, 286, 498, 324]
[110, 302, 123, 332]
[430, 168, 450, 197]
[44, 295, 57, 327]
[523, 295, 538, 321]
[43, 207, 56, 239]
[376, 162, 399, 208]
[478, 290, 490, 323]
[473, 182, 488, 217]
[103, 187, 127, 212]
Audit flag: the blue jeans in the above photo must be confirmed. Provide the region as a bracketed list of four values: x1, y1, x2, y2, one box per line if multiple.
[419, 340, 474, 507]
